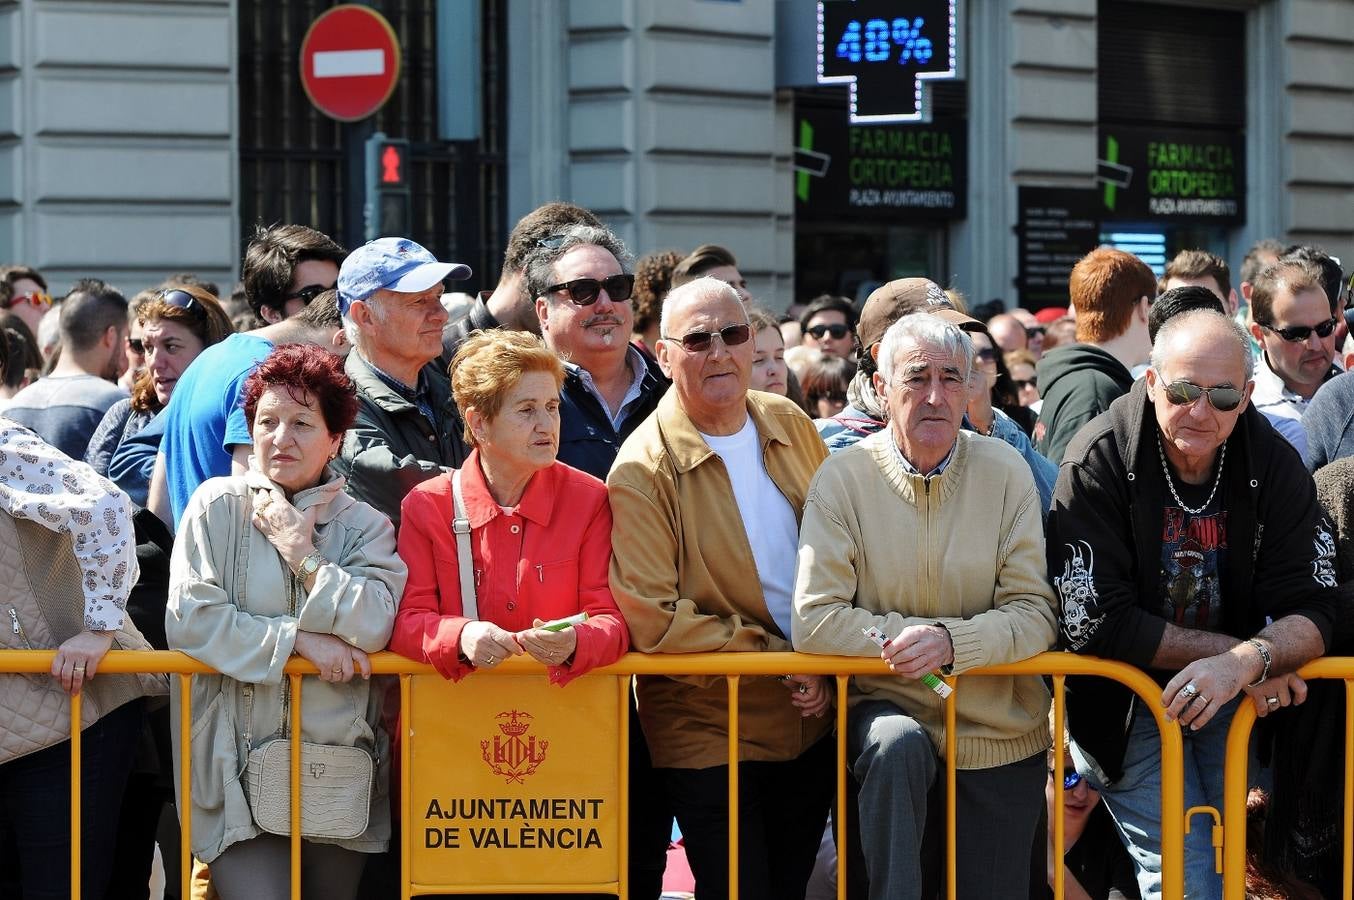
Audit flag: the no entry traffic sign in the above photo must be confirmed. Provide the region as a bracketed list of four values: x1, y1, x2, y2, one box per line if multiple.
[300, 5, 401, 122]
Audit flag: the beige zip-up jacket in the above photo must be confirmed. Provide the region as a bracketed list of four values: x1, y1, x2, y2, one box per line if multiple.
[166, 469, 405, 862]
[608, 390, 833, 769]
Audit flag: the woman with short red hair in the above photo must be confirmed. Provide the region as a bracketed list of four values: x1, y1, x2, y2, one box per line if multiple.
[167, 343, 406, 899]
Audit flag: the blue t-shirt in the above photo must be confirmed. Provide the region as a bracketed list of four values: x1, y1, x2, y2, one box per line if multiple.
[161, 333, 273, 525]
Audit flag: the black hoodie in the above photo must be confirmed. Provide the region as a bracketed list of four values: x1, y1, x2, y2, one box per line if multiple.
[1046, 378, 1338, 781]
[1035, 343, 1135, 464]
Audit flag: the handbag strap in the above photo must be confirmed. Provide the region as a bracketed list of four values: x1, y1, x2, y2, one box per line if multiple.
[451, 468, 479, 621]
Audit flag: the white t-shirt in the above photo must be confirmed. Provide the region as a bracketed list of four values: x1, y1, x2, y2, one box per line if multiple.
[699, 417, 799, 638]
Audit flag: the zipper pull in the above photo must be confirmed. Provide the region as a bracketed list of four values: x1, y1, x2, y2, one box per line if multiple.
[475, 568, 483, 587]
[536, 564, 544, 583]
[9, 608, 19, 635]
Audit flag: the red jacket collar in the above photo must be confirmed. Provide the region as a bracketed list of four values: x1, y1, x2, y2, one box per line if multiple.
[458, 448, 557, 528]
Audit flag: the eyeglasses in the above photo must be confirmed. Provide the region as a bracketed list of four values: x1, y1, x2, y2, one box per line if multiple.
[283, 283, 332, 306]
[535, 235, 567, 251]
[1025, 326, 1045, 340]
[545, 274, 635, 306]
[806, 323, 851, 340]
[1161, 379, 1245, 412]
[669, 323, 752, 353]
[1014, 376, 1037, 390]
[160, 289, 199, 312]
[126, 337, 145, 356]
[2, 290, 51, 310]
[1257, 316, 1337, 343]
[975, 347, 996, 362]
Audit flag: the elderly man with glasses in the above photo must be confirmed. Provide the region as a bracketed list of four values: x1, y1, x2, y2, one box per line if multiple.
[794, 312, 1057, 900]
[1048, 309, 1339, 900]
[609, 276, 834, 900]
[526, 223, 667, 481]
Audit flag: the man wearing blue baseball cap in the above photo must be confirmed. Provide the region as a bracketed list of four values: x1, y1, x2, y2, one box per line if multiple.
[332, 237, 474, 529]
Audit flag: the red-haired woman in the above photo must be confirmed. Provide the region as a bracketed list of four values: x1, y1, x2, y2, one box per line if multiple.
[166, 344, 406, 899]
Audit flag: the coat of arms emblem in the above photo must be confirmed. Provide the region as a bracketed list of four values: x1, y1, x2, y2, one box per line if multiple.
[481, 710, 549, 783]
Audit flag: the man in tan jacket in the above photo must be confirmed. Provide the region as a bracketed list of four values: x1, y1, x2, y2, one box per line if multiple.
[608, 276, 833, 900]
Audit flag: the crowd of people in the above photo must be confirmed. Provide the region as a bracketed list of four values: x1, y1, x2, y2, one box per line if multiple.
[1, 203, 1353, 900]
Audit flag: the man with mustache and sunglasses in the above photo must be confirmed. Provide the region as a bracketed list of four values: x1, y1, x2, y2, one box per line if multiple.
[1247, 257, 1342, 458]
[609, 277, 833, 900]
[1048, 309, 1339, 900]
[525, 223, 668, 481]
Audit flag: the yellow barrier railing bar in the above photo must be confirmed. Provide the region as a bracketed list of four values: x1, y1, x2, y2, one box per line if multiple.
[835, 674, 848, 900]
[4, 650, 1185, 898]
[69, 688, 81, 898]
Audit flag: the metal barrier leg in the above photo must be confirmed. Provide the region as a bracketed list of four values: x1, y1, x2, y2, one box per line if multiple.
[618, 675, 630, 900]
[1345, 683, 1353, 900]
[1222, 699, 1257, 899]
[836, 675, 848, 900]
[727, 675, 740, 900]
[290, 673, 302, 900]
[70, 690, 82, 899]
[1052, 676, 1065, 900]
[943, 677, 956, 900]
[401, 673, 412, 900]
[179, 675, 193, 900]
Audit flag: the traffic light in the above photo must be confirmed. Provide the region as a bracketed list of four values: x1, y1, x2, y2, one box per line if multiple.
[364, 132, 411, 240]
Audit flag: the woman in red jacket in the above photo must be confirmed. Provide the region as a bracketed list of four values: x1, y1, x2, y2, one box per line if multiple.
[390, 330, 628, 683]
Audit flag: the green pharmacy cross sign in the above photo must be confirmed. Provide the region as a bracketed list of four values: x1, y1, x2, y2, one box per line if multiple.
[818, 0, 959, 123]
[1095, 126, 1245, 224]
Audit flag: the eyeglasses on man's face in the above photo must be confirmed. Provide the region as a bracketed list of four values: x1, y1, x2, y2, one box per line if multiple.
[1257, 316, 1337, 343]
[545, 274, 635, 307]
[669, 323, 752, 353]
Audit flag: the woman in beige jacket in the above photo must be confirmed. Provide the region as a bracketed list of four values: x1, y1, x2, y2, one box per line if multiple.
[167, 345, 405, 900]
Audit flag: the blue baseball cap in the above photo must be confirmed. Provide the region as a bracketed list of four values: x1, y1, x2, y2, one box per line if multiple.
[337, 237, 472, 314]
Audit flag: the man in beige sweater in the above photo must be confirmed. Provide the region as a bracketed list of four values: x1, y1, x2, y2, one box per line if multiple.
[794, 312, 1058, 899]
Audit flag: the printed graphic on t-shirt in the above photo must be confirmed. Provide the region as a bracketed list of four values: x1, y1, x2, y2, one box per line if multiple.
[1159, 503, 1226, 631]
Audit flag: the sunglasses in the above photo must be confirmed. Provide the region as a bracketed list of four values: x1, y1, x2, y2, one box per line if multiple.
[160, 289, 199, 312]
[545, 274, 635, 307]
[975, 347, 996, 362]
[1161, 379, 1245, 412]
[126, 337, 145, 355]
[1051, 770, 1086, 791]
[283, 283, 332, 305]
[535, 235, 568, 251]
[1025, 326, 1046, 339]
[1015, 377, 1037, 390]
[2, 290, 51, 310]
[670, 323, 752, 353]
[806, 323, 851, 340]
[1257, 316, 1337, 343]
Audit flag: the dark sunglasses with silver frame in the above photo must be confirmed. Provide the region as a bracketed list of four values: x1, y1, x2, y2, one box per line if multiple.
[1257, 316, 1337, 344]
[545, 274, 635, 307]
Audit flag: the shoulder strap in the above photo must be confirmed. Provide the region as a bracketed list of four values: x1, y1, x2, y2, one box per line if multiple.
[451, 468, 478, 620]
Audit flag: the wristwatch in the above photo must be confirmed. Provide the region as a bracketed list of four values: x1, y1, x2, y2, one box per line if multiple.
[296, 552, 325, 579]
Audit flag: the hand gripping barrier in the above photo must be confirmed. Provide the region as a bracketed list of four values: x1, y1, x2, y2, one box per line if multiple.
[0, 649, 1188, 899]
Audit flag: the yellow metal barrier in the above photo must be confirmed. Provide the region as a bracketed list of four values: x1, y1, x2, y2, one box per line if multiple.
[1, 649, 1185, 899]
[1222, 658, 1354, 900]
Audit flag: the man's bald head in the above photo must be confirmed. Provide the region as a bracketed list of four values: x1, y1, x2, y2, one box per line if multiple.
[660, 276, 746, 338]
[1150, 309, 1254, 384]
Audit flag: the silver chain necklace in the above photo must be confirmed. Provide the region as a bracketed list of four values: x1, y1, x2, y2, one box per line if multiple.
[1156, 431, 1225, 515]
